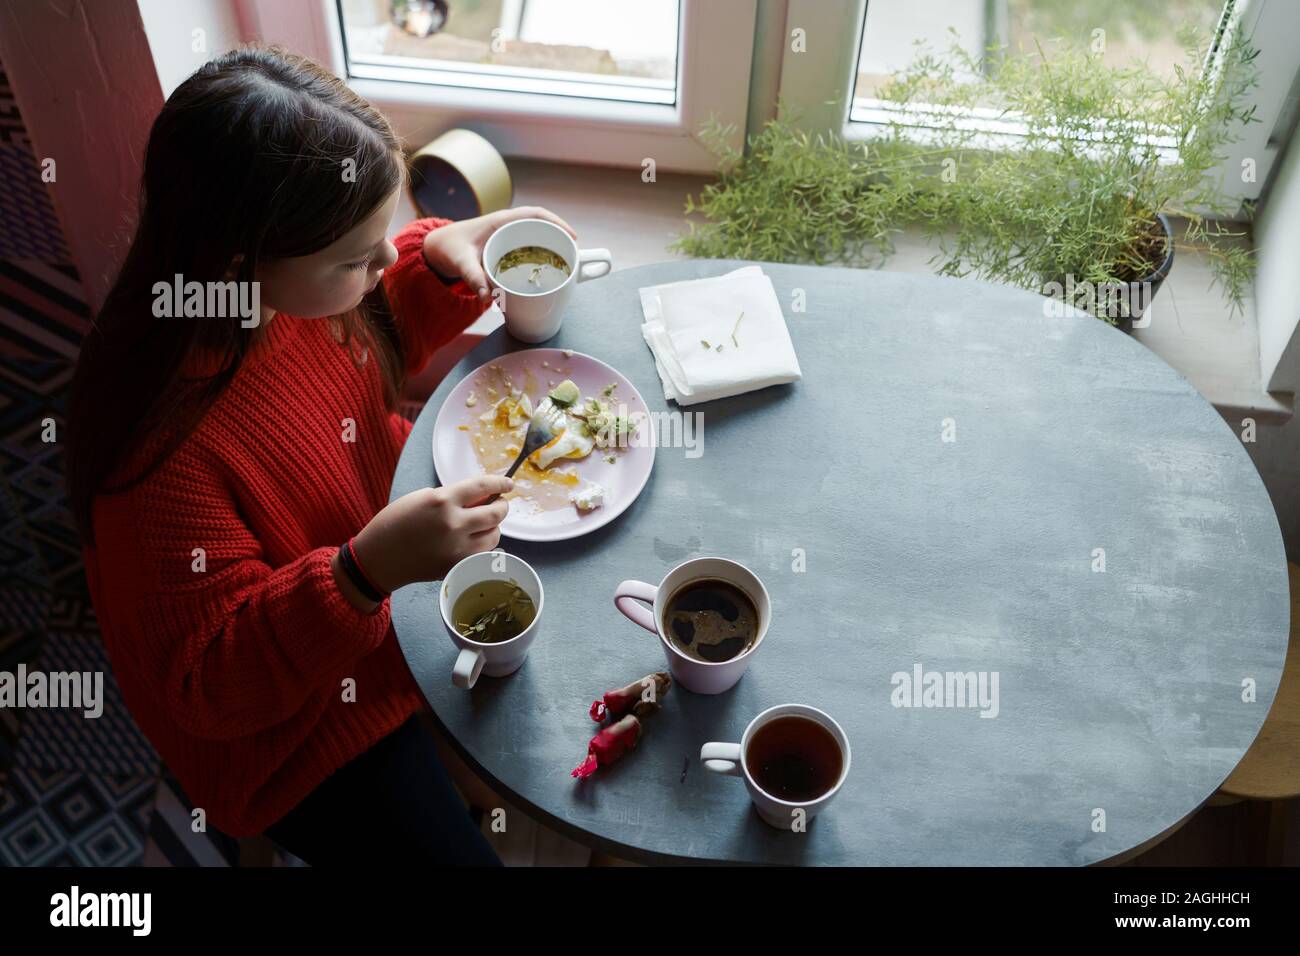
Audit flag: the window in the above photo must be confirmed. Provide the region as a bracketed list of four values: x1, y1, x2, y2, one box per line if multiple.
[775, 0, 1296, 205]
[244, 0, 1294, 187]
[852, 0, 1226, 115]
[243, 0, 753, 172]
[338, 0, 680, 105]
[844, 0, 1227, 157]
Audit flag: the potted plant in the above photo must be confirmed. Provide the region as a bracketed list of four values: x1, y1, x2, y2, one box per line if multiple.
[673, 26, 1259, 329]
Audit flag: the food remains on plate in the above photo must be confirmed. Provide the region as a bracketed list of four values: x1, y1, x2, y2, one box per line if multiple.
[467, 365, 642, 515]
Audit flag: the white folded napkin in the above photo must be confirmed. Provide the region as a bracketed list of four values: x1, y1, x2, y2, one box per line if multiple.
[639, 266, 802, 405]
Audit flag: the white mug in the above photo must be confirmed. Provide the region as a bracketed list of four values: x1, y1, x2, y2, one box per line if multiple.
[701, 704, 851, 829]
[613, 557, 769, 695]
[482, 217, 612, 343]
[439, 551, 544, 689]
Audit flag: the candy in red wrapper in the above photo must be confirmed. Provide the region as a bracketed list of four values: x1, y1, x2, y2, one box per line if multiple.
[589, 672, 671, 722]
[571, 714, 642, 778]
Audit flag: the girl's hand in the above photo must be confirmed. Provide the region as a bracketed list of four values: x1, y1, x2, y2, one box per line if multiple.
[341, 476, 514, 610]
[422, 206, 577, 301]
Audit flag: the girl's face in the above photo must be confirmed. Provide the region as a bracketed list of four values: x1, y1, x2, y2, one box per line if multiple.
[256, 185, 402, 321]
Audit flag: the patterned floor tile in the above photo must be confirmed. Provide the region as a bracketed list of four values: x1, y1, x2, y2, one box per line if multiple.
[0, 765, 154, 866]
[0, 358, 78, 594]
[0, 358, 81, 596]
[0, 483, 47, 591]
[12, 624, 157, 778]
[0, 619, 44, 769]
[0, 585, 47, 633]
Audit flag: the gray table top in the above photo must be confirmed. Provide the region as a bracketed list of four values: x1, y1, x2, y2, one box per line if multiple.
[389, 259, 1289, 866]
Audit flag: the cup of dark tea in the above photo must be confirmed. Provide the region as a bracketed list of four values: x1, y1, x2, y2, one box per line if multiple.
[439, 551, 543, 689]
[701, 704, 850, 829]
[482, 218, 612, 343]
[613, 557, 769, 694]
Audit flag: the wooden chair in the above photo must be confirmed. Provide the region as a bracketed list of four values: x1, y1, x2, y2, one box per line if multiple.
[1206, 562, 1300, 864]
[237, 834, 279, 867]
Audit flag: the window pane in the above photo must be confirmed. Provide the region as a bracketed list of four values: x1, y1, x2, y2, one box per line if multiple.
[340, 0, 679, 104]
[853, 0, 1227, 105]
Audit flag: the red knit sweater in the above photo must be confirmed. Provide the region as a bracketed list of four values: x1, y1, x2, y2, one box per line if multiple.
[83, 218, 488, 837]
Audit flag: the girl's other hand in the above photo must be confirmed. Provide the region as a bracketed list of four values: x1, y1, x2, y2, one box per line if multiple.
[422, 206, 577, 301]
[349, 476, 514, 599]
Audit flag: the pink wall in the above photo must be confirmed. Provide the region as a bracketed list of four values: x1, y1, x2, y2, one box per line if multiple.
[0, 0, 164, 318]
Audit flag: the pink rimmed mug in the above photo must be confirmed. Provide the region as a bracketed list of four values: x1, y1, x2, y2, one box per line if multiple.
[613, 557, 770, 695]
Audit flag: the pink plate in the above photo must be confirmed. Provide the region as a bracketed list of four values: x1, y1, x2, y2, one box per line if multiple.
[432, 349, 656, 542]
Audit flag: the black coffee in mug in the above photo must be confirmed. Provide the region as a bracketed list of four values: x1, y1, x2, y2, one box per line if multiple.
[744, 716, 843, 802]
[663, 577, 759, 663]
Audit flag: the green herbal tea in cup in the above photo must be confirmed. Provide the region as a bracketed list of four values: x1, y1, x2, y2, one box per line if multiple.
[453, 578, 537, 643]
[493, 245, 571, 294]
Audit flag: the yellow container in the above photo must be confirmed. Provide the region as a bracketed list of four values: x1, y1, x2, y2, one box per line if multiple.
[408, 129, 513, 220]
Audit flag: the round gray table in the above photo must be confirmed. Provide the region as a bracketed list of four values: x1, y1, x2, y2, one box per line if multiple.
[390, 259, 1289, 865]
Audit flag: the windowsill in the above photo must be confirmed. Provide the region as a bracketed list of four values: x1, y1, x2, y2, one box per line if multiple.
[398, 158, 1292, 424]
[1130, 219, 1292, 424]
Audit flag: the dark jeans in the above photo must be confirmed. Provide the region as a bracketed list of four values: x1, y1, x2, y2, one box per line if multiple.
[263, 714, 502, 866]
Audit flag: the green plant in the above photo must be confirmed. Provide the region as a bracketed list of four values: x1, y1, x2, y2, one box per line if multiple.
[673, 25, 1259, 320]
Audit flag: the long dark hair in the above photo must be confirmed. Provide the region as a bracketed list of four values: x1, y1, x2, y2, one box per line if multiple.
[67, 46, 408, 544]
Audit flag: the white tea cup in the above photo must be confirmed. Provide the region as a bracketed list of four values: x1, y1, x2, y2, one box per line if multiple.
[439, 551, 543, 689]
[613, 557, 769, 695]
[483, 217, 612, 343]
[701, 704, 851, 829]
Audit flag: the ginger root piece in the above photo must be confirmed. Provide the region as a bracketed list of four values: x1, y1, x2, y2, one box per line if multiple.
[589, 671, 672, 722]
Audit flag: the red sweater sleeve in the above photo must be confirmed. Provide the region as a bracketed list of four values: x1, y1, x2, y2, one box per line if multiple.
[90, 442, 393, 742]
[383, 217, 491, 376]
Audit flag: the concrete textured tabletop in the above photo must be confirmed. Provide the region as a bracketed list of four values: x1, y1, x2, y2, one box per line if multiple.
[389, 259, 1289, 865]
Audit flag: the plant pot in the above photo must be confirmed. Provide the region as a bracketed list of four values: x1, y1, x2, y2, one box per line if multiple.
[1114, 212, 1175, 333]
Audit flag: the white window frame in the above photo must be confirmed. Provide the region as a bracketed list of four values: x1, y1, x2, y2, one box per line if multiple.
[237, 0, 756, 173]
[775, 0, 1300, 208]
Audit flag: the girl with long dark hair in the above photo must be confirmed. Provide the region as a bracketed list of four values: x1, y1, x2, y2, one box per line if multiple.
[66, 46, 573, 865]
